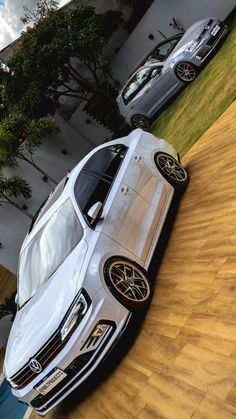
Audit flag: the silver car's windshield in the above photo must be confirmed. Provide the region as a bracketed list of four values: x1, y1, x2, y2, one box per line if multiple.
[145, 36, 181, 64]
[18, 198, 83, 307]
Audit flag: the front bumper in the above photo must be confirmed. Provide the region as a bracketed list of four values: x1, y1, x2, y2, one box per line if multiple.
[10, 287, 130, 415]
[191, 21, 228, 66]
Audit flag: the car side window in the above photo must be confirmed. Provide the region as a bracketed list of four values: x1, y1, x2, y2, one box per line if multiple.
[75, 145, 127, 226]
[82, 144, 127, 181]
[122, 67, 153, 105]
[75, 173, 110, 225]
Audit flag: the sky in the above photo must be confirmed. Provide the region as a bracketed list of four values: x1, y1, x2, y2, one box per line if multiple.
[0, 0, 71, 50]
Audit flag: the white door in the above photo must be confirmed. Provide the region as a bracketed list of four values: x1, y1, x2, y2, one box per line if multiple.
[97, 180, 160, 261]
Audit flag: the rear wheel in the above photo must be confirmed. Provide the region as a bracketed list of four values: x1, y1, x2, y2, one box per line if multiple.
[104, 257, 151, 310]
[175, 62, 197, 83]
[155, 152, 189, 190]
[131, 114, 150, 130]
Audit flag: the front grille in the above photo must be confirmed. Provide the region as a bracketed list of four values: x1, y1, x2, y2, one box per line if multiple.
[207, 19, 214, 27]
[31, 320, 116, 413]
[31, 351, 95, 409]
[196, 45, 211, 59]
[207, 24, 224, 46]
[10, 331, 63, 389]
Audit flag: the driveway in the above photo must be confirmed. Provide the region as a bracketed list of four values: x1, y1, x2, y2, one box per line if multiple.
[0, 377, 30, 419]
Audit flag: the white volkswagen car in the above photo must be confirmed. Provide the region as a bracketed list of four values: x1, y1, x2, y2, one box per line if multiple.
[4, 129, 189, 415]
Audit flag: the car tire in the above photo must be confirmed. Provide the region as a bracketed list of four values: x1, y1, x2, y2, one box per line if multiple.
[155, 152, 189, 190]
[175, 61, 197, 83]
[131, 114, 150, 130]
[104, 257, 152, 311]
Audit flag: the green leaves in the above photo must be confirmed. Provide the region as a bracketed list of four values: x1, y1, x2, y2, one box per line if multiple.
[0, 125, 18, 166]
[0, 2, 121, 118]
[0, 173, 32, 200]
[0, 112, 60, 166]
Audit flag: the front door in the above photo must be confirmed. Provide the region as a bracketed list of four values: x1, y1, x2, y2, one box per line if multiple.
[97, 180, 159, 261]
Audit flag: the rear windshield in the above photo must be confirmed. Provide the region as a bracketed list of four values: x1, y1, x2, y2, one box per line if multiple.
[18, 198, 83, 307]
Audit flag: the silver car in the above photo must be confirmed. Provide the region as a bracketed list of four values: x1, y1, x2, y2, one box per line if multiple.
[4, 129, 189, 415]
[117, 18, 228, 129]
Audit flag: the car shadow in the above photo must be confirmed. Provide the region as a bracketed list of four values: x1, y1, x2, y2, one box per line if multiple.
[51, 191, 184, 418]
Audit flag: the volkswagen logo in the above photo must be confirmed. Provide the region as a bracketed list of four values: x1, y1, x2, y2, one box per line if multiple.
[29, 359, 42, 374]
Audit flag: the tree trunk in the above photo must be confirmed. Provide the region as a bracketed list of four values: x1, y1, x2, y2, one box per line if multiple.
[1, 199, 33, 219]
[21, 156, 57, 185]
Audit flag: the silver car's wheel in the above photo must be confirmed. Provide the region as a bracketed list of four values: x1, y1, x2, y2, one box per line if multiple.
[155, 152, 189, 189]
[104, 258, 151, 309]
[131, 114, 150, 130]
[175, 62, 197, 83]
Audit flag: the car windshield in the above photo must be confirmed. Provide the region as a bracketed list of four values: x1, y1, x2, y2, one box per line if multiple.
[18, 198, 83, 307]
[145, 36, 181, 64]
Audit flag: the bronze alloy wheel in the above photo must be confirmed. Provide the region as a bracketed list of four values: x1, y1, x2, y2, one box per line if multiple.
[104, 258, 151, 310]
[155, 152, 189, 189]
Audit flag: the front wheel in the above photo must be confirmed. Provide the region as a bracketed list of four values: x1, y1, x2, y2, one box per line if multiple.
[155, 152, 189, 190]
[104, 257, 152, 310]
[175, 62, 197, 83]
[131, 114, 150, 130]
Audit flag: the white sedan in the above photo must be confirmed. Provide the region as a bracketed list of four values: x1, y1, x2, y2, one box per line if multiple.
[4, 129, 189, 415]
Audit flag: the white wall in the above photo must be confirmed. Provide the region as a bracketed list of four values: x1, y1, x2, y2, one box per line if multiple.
[0, 115, 92, 274]
[69, 104, 113, 147]
[111, 0, 235, 83]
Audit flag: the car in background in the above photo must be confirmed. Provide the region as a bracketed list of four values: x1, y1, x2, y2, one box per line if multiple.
[117, 18, 228, 129]
[4, 129, 188, 415]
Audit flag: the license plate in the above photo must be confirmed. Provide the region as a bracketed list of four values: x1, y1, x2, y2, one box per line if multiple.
[211, 25, 220, 36]
[35, 368, 67, 395]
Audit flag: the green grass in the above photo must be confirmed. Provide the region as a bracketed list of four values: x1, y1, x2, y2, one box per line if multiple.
[151, 10, 236, 157]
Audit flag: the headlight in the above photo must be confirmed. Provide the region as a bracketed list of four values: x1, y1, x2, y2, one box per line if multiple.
[60, 289, 91, 342]
[185, 41, 199, 52]
[5, 376, 19, 389]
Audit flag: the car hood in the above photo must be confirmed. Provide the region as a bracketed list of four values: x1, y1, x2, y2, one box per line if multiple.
[170, 18, 212, 55]
[4, 239, 88, 378]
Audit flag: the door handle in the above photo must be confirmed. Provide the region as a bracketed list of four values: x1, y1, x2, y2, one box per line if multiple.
[145, 88, 150, 93]
[121, 186, 129, 195]
[134, 154, 141, 162]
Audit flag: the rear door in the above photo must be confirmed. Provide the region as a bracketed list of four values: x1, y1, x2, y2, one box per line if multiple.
[115, 142, 168, 211]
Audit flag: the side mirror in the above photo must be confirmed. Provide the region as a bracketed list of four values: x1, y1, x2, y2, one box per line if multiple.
[151, 67, 162, 78]
[87, 202, 103, 222]
[15, 293, 19, 305]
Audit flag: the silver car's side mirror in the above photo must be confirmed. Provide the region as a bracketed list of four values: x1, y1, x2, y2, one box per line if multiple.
[15, 293, 19, 305]
[87, 202, 103, 222]
[151, 68, 161, 78]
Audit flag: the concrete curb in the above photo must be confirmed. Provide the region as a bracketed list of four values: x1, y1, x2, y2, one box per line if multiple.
[23, 407, 33, 419]
[0, 372, 4, 386]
